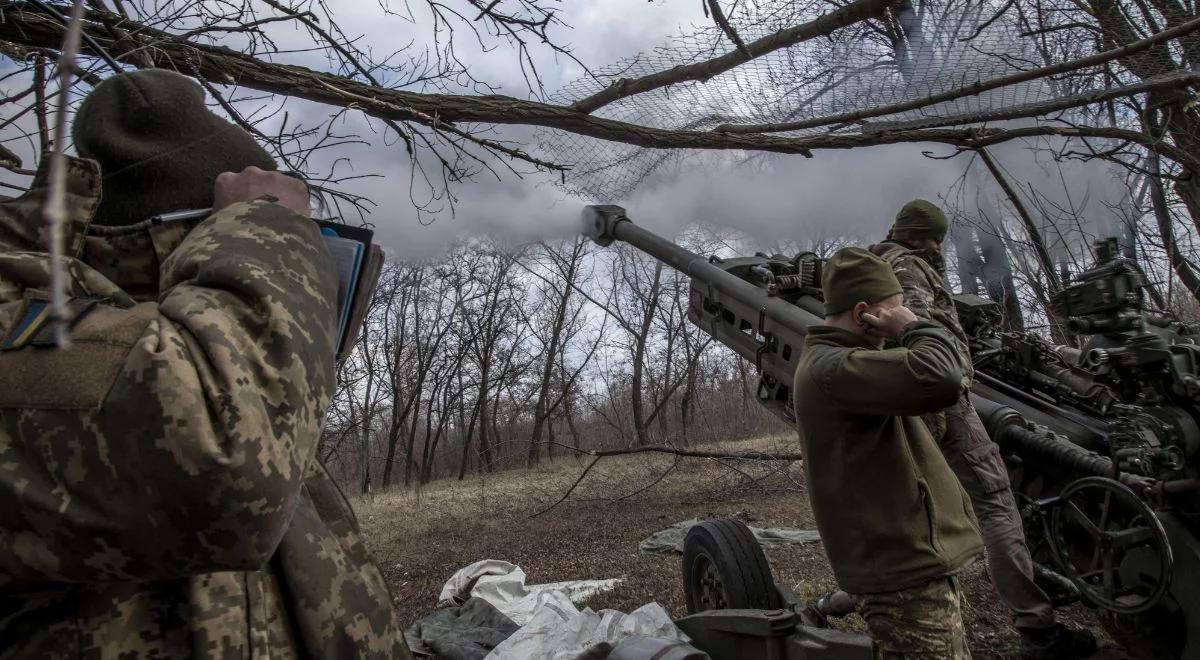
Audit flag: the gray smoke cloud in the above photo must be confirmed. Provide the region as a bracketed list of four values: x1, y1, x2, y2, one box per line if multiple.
[350, 128, 1135, 260]
[328, 1, 1137, 260]
[618, 145, 969, 246]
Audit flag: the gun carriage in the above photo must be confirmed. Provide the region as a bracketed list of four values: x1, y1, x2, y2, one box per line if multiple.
[583, 204, 1200, 659]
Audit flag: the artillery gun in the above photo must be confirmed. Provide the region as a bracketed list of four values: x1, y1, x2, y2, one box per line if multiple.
[583, 205, 1200, 659]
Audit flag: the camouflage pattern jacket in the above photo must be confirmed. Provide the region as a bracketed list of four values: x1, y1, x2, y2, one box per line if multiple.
[869, 241, 974, 388]
[0, 158, 409, 659]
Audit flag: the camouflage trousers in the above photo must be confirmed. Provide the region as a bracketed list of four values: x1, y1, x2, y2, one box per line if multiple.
[856, 577, 971, 659]
[935, 396, 1056, 631]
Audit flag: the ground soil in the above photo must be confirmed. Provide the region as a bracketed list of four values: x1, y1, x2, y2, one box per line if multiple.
[356, 435, 1131, 659]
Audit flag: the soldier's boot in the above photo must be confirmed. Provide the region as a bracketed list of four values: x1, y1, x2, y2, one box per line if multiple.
[1018, 623, 1097, 660]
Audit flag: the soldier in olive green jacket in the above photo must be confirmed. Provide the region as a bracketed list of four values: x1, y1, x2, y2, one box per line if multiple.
[0, 70, 408, 658]
[793, 247, 983, 658]
[870, 200, 1096, 660]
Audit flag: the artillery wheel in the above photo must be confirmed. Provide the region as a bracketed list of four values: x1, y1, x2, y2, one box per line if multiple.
[682, 518, 781, 614]
[1047, 476, 1173, 615]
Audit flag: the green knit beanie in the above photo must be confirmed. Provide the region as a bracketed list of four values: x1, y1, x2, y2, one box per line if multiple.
[822, 247, 904, 315]
[889, 199, 949, 242]
[72, 69, 277, 225]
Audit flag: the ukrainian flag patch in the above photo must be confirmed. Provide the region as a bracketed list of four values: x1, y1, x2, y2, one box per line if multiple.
[1, 301, 51, 351]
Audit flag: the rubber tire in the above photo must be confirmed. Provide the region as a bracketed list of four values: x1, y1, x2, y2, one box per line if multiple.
[681, 518, 782, 614]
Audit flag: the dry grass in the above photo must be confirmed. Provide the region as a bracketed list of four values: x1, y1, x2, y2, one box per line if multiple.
[354, 435, 1126, 659]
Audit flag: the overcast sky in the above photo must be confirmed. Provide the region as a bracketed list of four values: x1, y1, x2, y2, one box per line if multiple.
[256, 0, 971, 257]
[297, 1, 1120, 259]
[0, 1, 1130, 259]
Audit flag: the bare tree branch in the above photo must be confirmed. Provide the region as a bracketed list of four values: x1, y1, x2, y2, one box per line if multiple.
[714, 13, 1200, 134]
[706, 0, 752, 57]
[42, 0, 86, 347]
[529, 441, 804, 518]
[570, 0, 896, 114]
[2, 5, 1196, 173]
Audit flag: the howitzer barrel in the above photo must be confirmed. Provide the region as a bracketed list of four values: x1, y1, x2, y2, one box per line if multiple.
[582, 205, 822, 339]
[583, 205, 823, 420]
[972, 394, 1116, 479]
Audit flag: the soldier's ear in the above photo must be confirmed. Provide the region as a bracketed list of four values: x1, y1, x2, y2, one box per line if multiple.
[853, 301, 869, 326]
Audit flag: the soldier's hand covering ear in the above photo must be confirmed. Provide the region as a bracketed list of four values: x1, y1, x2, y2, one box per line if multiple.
[861, 304, 919, 340]
[214, 166, 310, 218]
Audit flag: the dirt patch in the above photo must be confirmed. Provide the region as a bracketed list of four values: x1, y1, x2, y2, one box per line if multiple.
[355, 435, 1125, 658]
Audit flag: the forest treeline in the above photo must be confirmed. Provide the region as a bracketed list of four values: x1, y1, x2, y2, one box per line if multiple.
[320, 212, 1200, 494]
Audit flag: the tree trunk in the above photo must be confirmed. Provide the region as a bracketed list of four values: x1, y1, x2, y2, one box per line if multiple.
[488, 383, 503, 471]
[358, 371, 375, 495]
[1148, 148, 1200, 302]
[679, 354, 701, 445]
[457, 395, 483, 480]
[402, 384, 423, 486]
[630, 261, 663, 446]
[528, 244, 580, 466]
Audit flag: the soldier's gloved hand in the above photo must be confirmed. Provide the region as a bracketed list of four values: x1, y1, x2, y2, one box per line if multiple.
[861, 305, 919, 341]
[213, 166, 310, 218]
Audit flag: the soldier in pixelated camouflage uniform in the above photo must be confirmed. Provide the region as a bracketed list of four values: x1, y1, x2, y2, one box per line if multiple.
[0, 70, 409, 658]
[869, 200, 1095, 660]
[793, 247, 982, 659]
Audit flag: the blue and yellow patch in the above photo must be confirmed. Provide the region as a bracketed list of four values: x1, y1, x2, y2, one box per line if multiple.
[1, 301, 52, 350]
[1, 299, 103, 350]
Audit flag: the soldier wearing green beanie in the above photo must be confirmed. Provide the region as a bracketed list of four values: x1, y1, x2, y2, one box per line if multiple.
[870, 202, 1097, 659]
[820, 246, 904, 317]
[793, 246, 982, 658]
[0, 70, 410, 659]
[890, 198, 949, 243]
[72, 68, 279, 226]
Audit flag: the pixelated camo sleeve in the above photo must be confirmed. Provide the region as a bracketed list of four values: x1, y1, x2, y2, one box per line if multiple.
[0, 200, 338, 583]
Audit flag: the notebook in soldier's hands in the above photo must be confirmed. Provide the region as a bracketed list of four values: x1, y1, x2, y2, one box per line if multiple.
[314, 220, 383, 360]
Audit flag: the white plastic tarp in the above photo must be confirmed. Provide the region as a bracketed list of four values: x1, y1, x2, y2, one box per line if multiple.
[435, 560, 705, 660]
[439, 560, 623, 626]
[485, 600, 692, 660]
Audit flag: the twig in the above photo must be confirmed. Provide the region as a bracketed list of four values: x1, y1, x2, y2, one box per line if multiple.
[33, 54, 50, 154]
[529, 441, 804, 518]
[42, 0, 86, 347]
[959, 0, 1018, 42]
[706, 0, 752, 57]
[976, 147, 1063, 292]
[529, 454, 601, 518]
[85, 0, 148, 67]
[614, 455, 681, 502]
[311, 78, 566, 171]
[0, 143, 22, 168]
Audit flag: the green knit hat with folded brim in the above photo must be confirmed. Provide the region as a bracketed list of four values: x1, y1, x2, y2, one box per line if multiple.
[822, 246, 904, 315]
[889, 198, 949, 242]
[72, 69, 277, 226]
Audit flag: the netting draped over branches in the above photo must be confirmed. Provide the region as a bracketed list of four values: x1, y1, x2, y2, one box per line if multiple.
[2, 0, 1200, 297]
[537, 0, 1199, 201]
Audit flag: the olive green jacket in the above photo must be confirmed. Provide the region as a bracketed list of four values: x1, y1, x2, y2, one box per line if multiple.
[0, 158, 408, 659]
[793, 323, 982, 593]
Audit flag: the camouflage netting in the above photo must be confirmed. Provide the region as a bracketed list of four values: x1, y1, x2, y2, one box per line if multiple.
[535, 0, 1193, 201]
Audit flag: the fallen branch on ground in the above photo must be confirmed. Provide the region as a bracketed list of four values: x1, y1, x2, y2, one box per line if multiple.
[528, 441, 803, 518]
